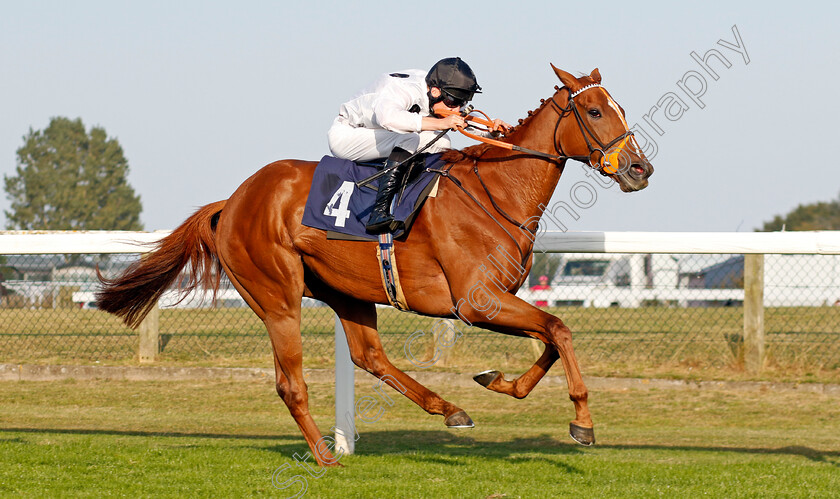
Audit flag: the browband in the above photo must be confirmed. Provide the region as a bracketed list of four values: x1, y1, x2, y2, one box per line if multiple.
[570, 83, 602, 97]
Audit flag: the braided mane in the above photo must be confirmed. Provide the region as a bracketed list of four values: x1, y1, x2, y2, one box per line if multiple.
[508, 88, 559, 134]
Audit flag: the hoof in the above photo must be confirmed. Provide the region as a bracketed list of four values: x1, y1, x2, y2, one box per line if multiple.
[569, 422, 595, 446]
[445, 410, 475, 428]
[473, 370, 502, 388]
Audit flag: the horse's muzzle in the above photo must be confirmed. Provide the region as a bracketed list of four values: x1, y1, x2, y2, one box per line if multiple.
[619, 161, 653, 192]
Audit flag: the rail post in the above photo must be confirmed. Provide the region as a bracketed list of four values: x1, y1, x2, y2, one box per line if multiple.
[433, 319, 458, 366]
[743, 254, 765, 373]
[334, 314, 355, 455]
[137, 301, 160, 363]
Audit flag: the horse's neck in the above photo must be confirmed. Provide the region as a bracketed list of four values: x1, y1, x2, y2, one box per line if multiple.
[475, 96, 567, 224]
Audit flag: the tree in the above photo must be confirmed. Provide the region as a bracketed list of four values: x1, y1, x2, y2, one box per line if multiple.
[758, 194, 840, 231]
[4, 117, 143, 230]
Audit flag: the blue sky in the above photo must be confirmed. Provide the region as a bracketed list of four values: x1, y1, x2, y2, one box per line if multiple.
[2, 1, 838, 232]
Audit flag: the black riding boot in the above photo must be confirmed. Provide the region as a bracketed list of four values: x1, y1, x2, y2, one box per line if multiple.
[365, 148, 411, 234]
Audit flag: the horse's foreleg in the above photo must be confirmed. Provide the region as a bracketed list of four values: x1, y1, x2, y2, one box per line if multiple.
[328, 296, 473, 428]
[463, 292, 594, 445]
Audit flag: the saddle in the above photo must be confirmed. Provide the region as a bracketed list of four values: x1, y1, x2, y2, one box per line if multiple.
[301, 154, 444, 241]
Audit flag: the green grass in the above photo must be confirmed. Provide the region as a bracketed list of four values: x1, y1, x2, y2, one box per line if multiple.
[1, 377, 839, 497]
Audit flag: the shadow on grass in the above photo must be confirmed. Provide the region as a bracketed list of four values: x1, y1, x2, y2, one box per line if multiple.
[0, 427, 299, 442]
[260, 429, 586, 473]
[3, 427, 837, 469]
[600, 442, 840, 467]
[261, 429, 840, 468]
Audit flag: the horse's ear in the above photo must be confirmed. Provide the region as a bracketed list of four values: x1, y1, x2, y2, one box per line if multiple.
[590, 68, 602, 84]
[551, 63, 580, 92]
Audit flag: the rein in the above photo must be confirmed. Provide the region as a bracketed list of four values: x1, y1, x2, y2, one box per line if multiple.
[453, 109, 571, 163]
[430, 84, 636, 268]
[437, 85, 635, 173]
[427, 161, 532, 267]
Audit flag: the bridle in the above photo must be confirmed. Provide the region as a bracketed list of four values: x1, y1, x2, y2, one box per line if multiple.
[555, 84, 636, 175]
[453, 83, 636, 176]
[430, 83, 640, 266]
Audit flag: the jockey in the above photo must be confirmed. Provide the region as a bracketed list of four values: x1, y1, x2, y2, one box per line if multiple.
[327, 57, 481, 234]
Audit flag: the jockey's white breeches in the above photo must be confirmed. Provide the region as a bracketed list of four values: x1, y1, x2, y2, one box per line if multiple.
[327, 116, 452, 162]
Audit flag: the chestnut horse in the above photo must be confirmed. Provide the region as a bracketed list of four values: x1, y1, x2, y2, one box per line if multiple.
[97, 65, 653, 466]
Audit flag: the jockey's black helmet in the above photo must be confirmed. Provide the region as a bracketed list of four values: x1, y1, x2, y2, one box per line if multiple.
[426, 57, 482, 102]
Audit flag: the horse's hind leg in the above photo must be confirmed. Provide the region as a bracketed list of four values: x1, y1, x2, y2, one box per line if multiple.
[263, 313, 340, 466]
[474, 342, 560, 399]
[324, 293, 473, 427]
[219, 251, 339, 467]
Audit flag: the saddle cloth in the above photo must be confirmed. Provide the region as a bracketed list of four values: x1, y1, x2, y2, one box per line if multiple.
[301, 154, 444, 240]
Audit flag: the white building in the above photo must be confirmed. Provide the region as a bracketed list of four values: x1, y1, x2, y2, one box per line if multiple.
[517, 253, 840, 308]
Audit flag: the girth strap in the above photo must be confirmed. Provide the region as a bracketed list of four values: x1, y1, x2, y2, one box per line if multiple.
[376, 233, 409, 311]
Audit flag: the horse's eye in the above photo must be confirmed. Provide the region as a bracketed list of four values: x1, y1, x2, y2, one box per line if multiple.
[588, 109, 601, 119]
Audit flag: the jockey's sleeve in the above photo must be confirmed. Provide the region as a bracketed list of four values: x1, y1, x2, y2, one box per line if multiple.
[465, 126, 497, 139]
[372, 82, 423, 134]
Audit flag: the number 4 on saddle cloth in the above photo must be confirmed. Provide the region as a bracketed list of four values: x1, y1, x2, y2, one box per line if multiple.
[301, 154, 445, 240]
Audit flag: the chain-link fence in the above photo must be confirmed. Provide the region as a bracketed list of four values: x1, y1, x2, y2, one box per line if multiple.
[0, 251, 838, 380]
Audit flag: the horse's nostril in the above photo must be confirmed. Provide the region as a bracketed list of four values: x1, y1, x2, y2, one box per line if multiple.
[630, 164, 646, 177]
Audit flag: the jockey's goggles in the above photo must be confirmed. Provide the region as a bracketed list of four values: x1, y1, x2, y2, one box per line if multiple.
[441, 90, 468, 109]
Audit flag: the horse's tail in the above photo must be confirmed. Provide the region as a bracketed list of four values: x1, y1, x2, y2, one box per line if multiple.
[96, 200, 227, 328]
